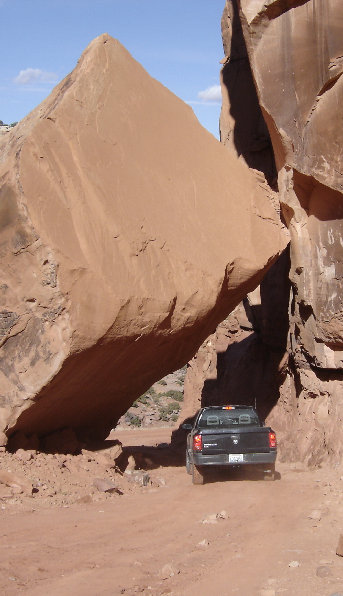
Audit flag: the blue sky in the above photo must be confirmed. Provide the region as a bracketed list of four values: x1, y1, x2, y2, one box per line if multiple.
[0, 0, 225, 138]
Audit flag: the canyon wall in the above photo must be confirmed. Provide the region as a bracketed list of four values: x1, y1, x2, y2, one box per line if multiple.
[184, 0, 343, 465]
[0, 34, 287, 446]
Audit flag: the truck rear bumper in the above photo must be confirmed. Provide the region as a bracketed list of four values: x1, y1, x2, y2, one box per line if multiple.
[192, 451, 277, 467]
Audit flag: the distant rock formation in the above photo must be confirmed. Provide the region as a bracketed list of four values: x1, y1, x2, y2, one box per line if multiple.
[0, 34, 286, 445]
[185, 0, 343, 465]
[0, 125, 11, 137]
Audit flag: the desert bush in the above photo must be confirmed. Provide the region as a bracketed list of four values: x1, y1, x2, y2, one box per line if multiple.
[164, 390, 184, 401]
[125, 412, 142, 427]
[137, 394, 150, 405]
[159, 401, 181, 421]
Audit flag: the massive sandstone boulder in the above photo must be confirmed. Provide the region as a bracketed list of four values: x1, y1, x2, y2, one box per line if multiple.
[0, 34, 287, 445]
[185, 0, 343, 465]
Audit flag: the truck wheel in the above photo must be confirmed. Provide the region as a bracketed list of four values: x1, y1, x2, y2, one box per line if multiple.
[192, 465, 205, 485]
[263, 464, 275, 481]
[186, 450, 193, 475]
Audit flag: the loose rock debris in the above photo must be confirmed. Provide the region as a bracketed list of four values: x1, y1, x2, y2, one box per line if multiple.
[0, 470, 32, 495]
[0, 439, 162, 507]
[159, 563, 180, 580]
[197, 539, 210, 547]
[201, 510, 229, 524]
[337, 534, 343, 557]
[93, 478, 122, 494]
[288, 560, 300, 568]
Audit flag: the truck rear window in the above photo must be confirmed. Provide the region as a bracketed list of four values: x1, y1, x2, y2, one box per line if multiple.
[197, 408, 260, 428]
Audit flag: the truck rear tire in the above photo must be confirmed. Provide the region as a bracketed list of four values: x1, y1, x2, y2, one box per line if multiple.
[192, 465, 205, 485]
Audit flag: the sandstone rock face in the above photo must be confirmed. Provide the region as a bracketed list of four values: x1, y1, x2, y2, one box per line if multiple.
[0, 34, 286, 444]
[220, 1, 277, 186]
[236, 0, 343, 367]
[186, 1, 343, 464]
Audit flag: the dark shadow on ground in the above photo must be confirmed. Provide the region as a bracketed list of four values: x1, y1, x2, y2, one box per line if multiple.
[115, 441, 186, 471]
[202, 467, 282, 485]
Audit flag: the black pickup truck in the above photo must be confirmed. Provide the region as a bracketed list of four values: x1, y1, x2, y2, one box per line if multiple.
[183, 405, 277, 484]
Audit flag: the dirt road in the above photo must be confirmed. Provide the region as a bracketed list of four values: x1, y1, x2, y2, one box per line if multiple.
[1, 428, 343, 595]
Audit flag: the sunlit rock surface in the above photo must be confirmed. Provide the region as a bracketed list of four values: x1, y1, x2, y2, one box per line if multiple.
[185, 1, 343, 465]
[0, 34, 287, 444]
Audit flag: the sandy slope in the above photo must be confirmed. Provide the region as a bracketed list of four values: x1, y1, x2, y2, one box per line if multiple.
[1, 428, 343, 596]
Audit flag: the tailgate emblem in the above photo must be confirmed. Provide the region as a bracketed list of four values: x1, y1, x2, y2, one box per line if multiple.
[232, 436, 239, 445]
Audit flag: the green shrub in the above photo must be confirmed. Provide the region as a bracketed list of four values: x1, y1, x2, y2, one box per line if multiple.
[159, 410, 169, 422]
[137, 394, 149, 405]
[125, 413, 142, 427]
[159, 379, 167, 386]
[164, 390, 184, 402]
[159, 401, 181, 421]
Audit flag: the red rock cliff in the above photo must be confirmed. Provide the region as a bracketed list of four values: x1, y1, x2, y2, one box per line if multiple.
[184, 0, 343, 465]
[0, 34, 287, 445]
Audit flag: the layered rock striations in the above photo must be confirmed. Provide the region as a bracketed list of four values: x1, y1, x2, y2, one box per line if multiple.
[185, 0, 343, 464]
[0, 34, 287, 445]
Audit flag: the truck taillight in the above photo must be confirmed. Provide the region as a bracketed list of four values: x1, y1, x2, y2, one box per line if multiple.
[193, 434, 202, 451]
[269, 432, 277, 448]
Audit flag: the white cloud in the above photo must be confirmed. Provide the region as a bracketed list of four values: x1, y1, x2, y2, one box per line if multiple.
[197, 85, 222, 102]
[14, 68, 58, 86]
[186, 100, 221, 107]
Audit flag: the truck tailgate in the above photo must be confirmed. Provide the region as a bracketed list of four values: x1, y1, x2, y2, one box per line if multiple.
[201, 427, 270, 454]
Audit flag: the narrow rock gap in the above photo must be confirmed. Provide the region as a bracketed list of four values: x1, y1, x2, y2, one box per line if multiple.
[220, 0, 278, 189]
[188, 0, 291, 424]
